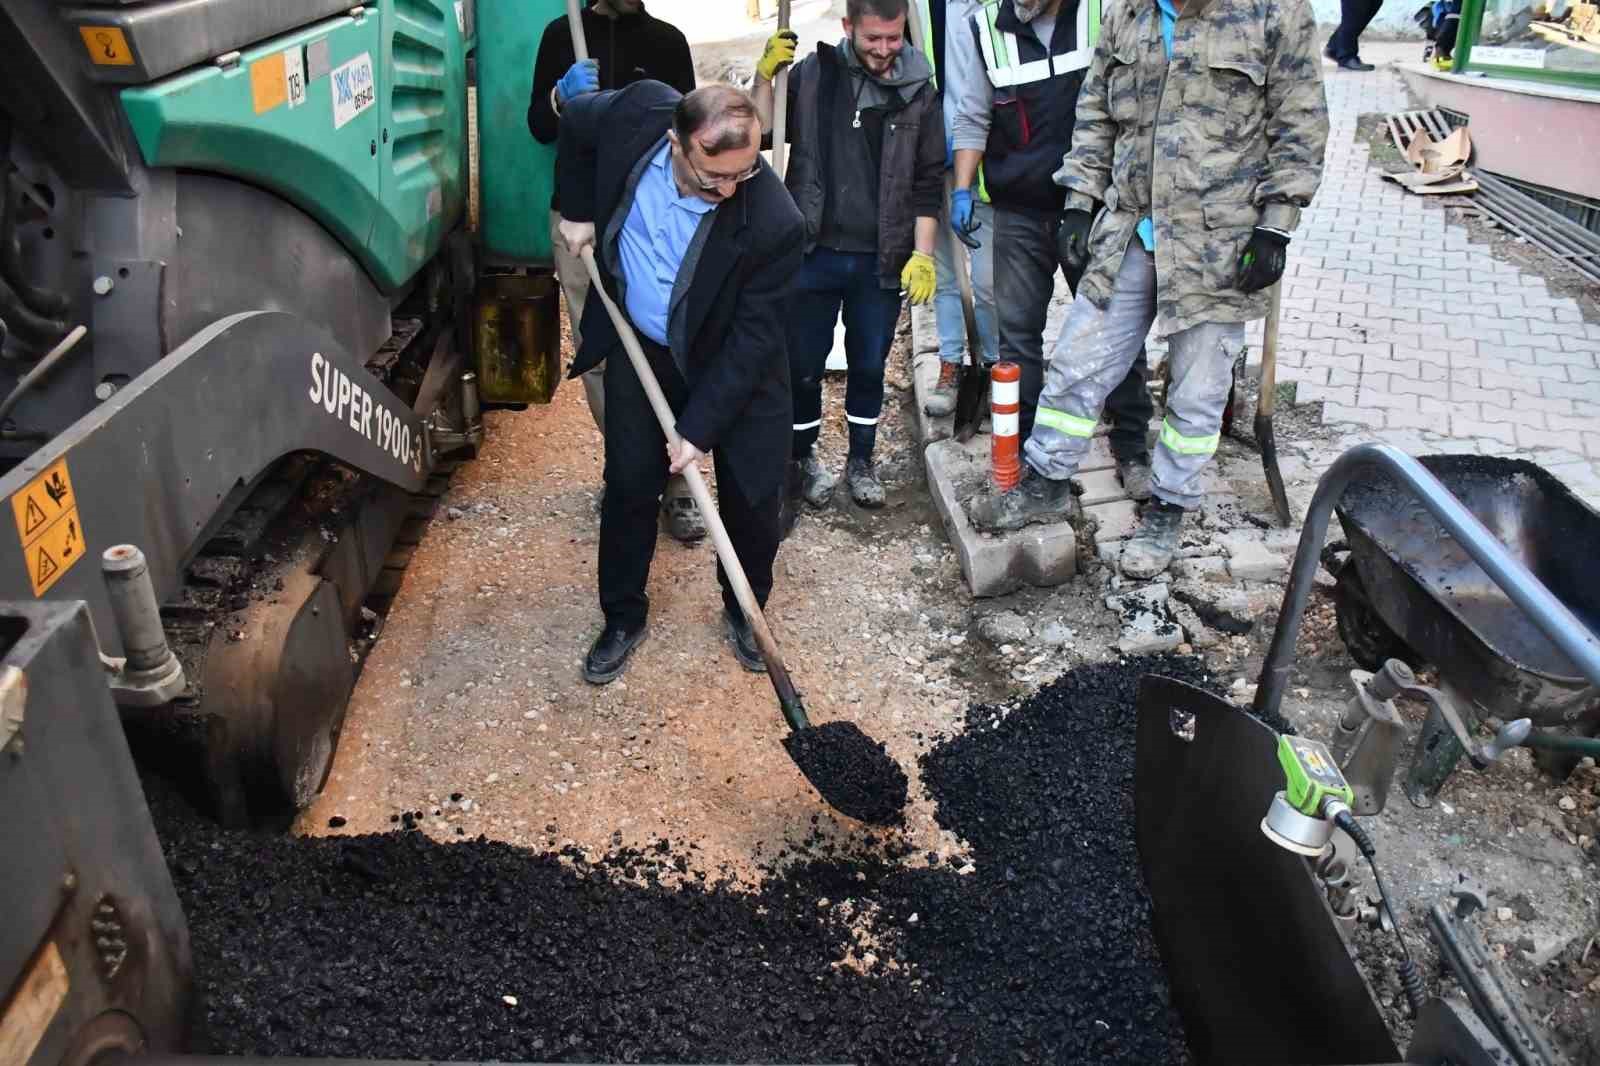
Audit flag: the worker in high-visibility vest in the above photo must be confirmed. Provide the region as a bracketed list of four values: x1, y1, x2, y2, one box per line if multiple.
[947, 0, 1155, 501]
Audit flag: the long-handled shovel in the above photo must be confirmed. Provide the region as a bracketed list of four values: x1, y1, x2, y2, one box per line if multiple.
[771, 0, 792, 178]
[578, 246, 908, 825]
[565, 0, 588, 61]
[1257, 282, 1293, 527]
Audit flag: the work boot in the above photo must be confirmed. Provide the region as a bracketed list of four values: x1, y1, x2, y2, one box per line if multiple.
[1116, 455, 1154, 503]
[1337, 56, 1376, 71]
[661, 492, 706, 543]
[797, 454, 836, 508]
[583, 624, 648, 685]
[967, 465, 1079, 533]
[846, 456, 886, 509]
[723, 608, 767, 673]
[1120, 500, 1185, 580]
[924, 361, 960, 417]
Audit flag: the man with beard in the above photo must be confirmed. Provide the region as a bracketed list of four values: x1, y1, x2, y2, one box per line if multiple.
[529, 0, 705, 543]
[947, 0, 1157, 501]
[752, 0, 945, 512]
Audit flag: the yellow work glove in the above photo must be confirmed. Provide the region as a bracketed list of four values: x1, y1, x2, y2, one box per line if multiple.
[901, 251, 936, 305]
[757, 30, 799, 81]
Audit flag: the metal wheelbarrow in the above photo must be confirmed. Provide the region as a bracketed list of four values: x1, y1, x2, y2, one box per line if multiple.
[1323, 455, 1600, 731]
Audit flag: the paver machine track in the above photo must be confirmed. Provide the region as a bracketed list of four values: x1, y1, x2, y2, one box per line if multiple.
[0, 0, 565, 823]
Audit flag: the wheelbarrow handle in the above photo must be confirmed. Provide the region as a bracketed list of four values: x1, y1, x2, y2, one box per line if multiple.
[1254, 444, 1600, 722]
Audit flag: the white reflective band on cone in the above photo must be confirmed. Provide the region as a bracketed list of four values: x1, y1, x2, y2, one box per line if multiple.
[992, 412, 1020, 437]
[992, 379, 1020, 405]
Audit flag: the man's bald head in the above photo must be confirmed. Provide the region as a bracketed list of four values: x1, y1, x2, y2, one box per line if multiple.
[672, 84, 759, 158]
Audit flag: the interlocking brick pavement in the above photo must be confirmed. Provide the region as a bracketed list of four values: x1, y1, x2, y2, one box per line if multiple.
[1273, 46, 1600, 505]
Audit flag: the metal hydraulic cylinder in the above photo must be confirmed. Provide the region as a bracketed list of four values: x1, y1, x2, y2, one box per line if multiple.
[101, 544, 185, 706]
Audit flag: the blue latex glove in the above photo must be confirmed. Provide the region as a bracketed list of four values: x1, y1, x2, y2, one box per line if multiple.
[950, 187, 982, 249]
[556, 58, 600, 104]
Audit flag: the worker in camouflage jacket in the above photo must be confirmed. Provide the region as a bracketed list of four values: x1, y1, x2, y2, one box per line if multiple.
[968, 0, 1328, 580]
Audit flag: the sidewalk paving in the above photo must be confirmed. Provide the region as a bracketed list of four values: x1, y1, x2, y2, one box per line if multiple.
[1273, 45, 1600, 507]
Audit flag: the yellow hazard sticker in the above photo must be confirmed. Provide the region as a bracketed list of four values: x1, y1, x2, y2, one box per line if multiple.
[251, 54, 288, 114]
[11, 458, 85, 596]
[78, 25, 134, 66]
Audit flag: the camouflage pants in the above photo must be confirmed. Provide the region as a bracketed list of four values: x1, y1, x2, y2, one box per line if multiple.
[1024, 244, 1243, 510]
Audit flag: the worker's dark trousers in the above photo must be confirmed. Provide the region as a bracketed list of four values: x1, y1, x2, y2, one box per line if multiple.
[992, 204, 1153, 459]
[1328, 0, 1384, 59]
[598, 336, 780, 633]
[787, 248, 903, 462]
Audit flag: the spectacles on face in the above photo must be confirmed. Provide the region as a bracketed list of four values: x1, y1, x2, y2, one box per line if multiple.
[682, 149, 761, 193]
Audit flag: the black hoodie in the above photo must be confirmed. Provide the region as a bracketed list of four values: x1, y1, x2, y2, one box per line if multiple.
[527, 4, 696, 209]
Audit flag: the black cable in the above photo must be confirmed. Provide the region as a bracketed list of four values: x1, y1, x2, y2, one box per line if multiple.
[1334, 808, 1426, 1018]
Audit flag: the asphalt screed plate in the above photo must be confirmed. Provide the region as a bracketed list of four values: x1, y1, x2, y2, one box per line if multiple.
[782, 720, 909, 826]
[150, 655, 1223, 1064]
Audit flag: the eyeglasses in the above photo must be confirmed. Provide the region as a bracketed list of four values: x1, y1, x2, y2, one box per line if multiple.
[682, 150, 761, 192]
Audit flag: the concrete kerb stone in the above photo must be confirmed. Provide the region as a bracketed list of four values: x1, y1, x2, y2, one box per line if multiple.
[924, 436, 1078, 598]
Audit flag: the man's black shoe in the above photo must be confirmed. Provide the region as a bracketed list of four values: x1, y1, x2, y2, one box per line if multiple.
[1337, 56, 1375, 71]
[583, 624, 648, 685]
[723, 608, 767, 673]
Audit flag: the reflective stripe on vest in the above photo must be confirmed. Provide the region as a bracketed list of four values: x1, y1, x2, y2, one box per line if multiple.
[914, 0, 939, 87]
[976, 0, 1095, 89]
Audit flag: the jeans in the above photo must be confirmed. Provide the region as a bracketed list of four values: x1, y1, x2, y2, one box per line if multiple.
[787, 248, 904, 461]
[933, 199, 999, 366]
[1025, 244, 1244, 510]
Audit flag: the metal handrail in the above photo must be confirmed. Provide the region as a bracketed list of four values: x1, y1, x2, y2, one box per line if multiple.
[1254, 444, 1600, 721]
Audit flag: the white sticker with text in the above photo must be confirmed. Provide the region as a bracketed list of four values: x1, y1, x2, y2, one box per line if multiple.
[330, 52, 376, 130]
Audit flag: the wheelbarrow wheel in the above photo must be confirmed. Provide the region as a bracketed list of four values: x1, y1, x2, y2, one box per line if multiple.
[1334, 568, 1411, 672]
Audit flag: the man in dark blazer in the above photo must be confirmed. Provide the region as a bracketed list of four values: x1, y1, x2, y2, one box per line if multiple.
[557, 81, 805, 684]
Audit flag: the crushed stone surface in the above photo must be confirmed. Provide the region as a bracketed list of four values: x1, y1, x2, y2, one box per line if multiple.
[152, 656, 1217, 1064]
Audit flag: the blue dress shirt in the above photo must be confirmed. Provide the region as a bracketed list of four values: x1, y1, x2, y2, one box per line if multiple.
[618, 142, 717, 347]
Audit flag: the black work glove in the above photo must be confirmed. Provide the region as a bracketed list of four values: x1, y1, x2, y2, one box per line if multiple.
[1236, 227, 1291, 293]
[1055, 208, 1095, 271]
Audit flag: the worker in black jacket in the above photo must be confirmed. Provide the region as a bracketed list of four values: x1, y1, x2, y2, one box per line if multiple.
[528, 1, 704, 543]
[557, 81, 804, 685]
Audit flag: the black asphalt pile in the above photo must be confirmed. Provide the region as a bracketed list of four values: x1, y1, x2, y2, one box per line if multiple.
[782, 720, 909, 826]
[150, 655, 1223, 1064]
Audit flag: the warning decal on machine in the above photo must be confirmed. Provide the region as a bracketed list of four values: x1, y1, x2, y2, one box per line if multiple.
[11, 457, 85, 596]
[78, 26, 134, 67]
[331, 52, 376, 130]
[251, 52, 288, 113]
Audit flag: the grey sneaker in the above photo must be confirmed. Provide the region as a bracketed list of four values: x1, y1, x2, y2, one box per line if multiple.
[1116, 456, 1154, 502]
[847, 457, 886, 509]
[798, 454, 836, 508]
[924, 361, 960, 417]
[967, 466, 1079, 533]
[1121, 501, 1185, 579]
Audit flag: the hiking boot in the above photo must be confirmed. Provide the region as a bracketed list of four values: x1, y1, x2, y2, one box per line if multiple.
[797, 454, 836, 508]
[1121, 500, 1185, 580]
[846, 456, 886, 509]
[723, 608, 766, 673]
[661, 492, 706, 543]
[967, 465, 1078, 533]
[583, 624, 648, 685]
[924, 361, 960, 417]
[1116, 455, 1154, 503]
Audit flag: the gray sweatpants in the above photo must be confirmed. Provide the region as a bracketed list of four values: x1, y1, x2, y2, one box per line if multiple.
[1024, 244, 1243, 510]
